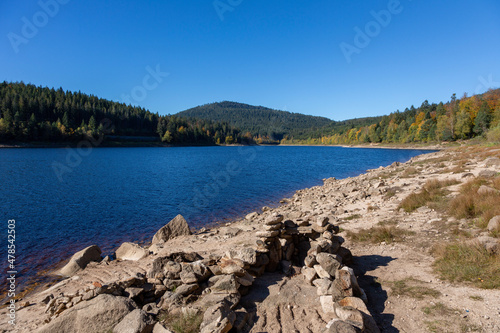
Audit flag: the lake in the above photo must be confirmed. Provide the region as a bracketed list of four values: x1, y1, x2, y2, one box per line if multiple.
[0, 145, 432, 293]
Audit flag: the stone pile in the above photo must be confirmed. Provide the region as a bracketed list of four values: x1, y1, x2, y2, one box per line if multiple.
[38, 211, 379, 333]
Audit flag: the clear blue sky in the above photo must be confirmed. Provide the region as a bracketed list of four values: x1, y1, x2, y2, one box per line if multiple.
[1, 0, 499, 120]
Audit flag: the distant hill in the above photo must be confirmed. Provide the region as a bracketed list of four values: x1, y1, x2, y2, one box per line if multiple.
[177, 101, 368, 142]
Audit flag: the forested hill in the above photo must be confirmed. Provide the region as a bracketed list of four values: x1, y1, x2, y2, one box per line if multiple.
[0, 82, 246, 145]
[177, 101, 348, 142]
[288, 89, 500, 145]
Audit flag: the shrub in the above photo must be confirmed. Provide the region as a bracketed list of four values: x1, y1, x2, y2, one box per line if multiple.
[486, 125, 500, 143]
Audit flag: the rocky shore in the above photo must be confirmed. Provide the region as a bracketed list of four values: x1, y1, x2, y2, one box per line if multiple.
[2, 144, 500, 333]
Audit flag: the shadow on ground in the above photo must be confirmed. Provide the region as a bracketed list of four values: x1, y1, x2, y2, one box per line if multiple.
[353, 254, 398, 333]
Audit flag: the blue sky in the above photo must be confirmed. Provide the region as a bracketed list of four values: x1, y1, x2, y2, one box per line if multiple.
[1, 0, 499, 120]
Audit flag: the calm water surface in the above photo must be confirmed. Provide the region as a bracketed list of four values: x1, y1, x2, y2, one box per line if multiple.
[0, 146, 432, 292]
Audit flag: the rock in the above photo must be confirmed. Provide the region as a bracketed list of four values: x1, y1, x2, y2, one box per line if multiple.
[334, 269, 354, 297]
[151, 215, 191, 245]
[226, 248, 257, 266]
[336, 247, 353, 266]
[200, 292, 241, 310]
[317, 216, 329, 227]
[302, 266, 318, 285]
[478, 185, 499, 195]
[200, 301, 236, 333]
[115, 242, 148, 261]
[266, 242, 280, 272]
[304, 254, 318, 267]
[324, 319, 359, 333]
[254, 253, 270, 267]
[335, 306, 364, 331]
[316, 253, 342, 276]
[479, 170, 498, 178]
[142, 303, 160, 316]
[484, 157, 500, 167]
[280, 260, 292, 275]
[219, 258, 247, 276]
[320, 295, 336, 314]
[180, 262, 211, 284]
[237, 271, 255, 287]
[314, 278, 333, 296]
[233, 307, 250, 331]
[475, 236, 499, 254]
[314, 264, 332, 279]
[175, 283, 199, 296]
[37, 294, 137, 333]
[112, 309, 155, 333]
[211, 275, 240, 294]
[340, 267, 363, 298]
[488, 216, 500, 231]
[221, 227, 242, 237]
[263, 214, 284, 225]
[245, 212, 259, 220]
[264, 222, 283, 231]
[124, 287, 143, 299]
[152, 322, 174, 333]
[338, 297, 368, 313]
[60, 245, 102, 276]
[256, 230, 280, 238]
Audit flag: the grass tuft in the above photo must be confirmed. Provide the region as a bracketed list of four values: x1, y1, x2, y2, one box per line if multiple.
[346, 226, 414, 244]
[432, 242, 500, 289]
[449, 177, 500, 230]
[388, 278, 441, 300]
[160, 311, 203, 333]
[398, 178, 460, 213]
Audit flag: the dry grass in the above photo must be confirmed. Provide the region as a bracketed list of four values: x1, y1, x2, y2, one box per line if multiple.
[449, 177, 500, 231]
[383, 187, 401, 199]
[398, 179, 460, 213]
[160, 311, 203, 333]
[387, 278, 441, 300]
[343, 214, 361, 221]
[432, 242, 500, 289]
[422, 302, 455, 316]
[346, 226, 414, 244]
[401, 166, 419, 178]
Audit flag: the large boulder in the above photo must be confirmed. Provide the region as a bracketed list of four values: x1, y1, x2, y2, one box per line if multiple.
[59, 245, 102, 277]
[116, 242, 148, 261]
[113, 309, 155, 333]
[151, 215, 192, 245]
[37, 294, 137, 333]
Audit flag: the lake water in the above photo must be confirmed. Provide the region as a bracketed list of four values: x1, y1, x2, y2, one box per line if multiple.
[0, 146, 432, 293]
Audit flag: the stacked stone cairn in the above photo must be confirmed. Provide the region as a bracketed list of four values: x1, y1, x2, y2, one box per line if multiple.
[42, 213, 378, 333]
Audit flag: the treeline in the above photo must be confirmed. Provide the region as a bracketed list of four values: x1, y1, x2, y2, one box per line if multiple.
[0, 82, 248, 145]
[177, 101, 336, 143]
[281, 89, 500, 145]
